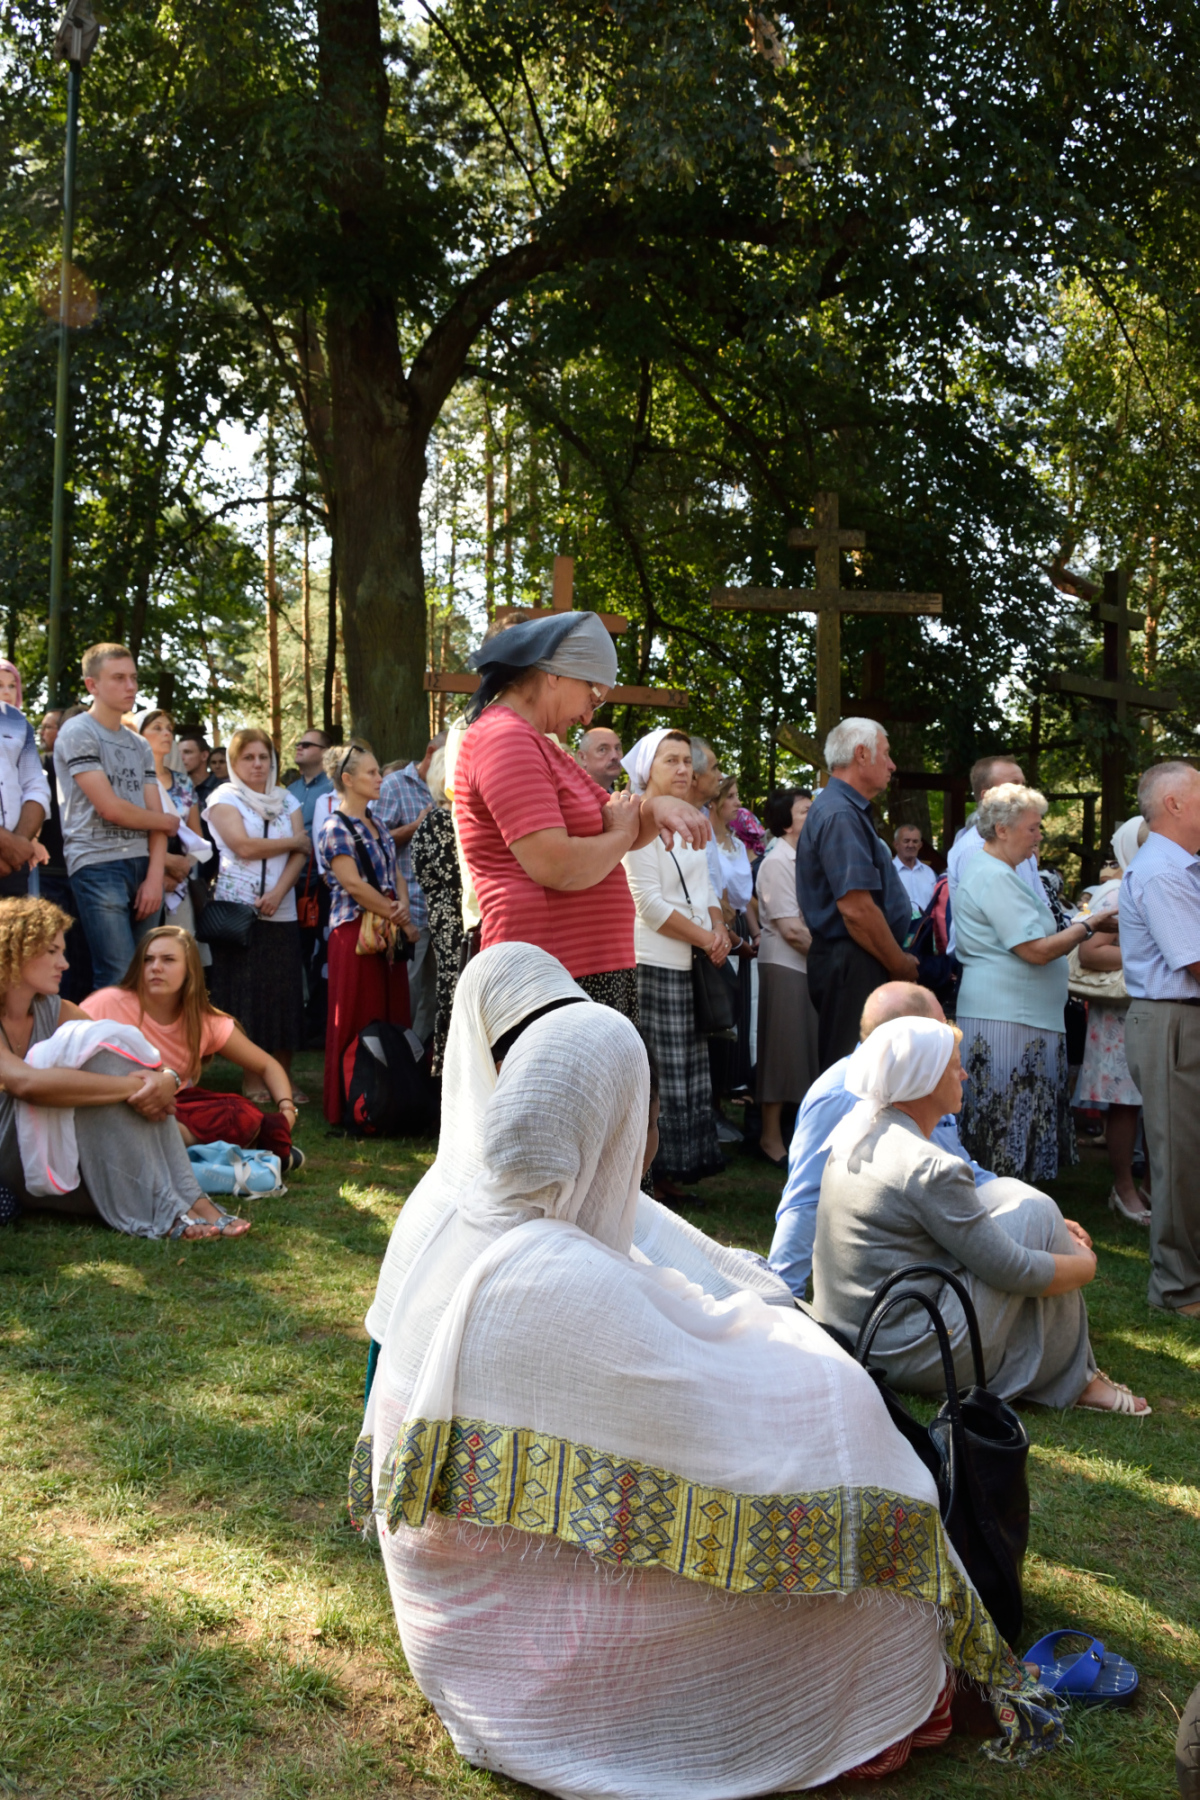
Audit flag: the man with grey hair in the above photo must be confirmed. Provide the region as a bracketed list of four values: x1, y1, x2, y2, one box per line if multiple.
[1120, 759, 1200, 1315]
[689, 737, 721, 810]
[575, 726, 623, 792]
[794, 718, 916, 1068]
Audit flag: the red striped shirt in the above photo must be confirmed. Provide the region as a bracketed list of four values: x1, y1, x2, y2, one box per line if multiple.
[456, 706, 635, 979]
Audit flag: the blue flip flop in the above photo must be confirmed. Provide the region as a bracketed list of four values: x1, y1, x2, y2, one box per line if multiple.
[1023, 1630, 1139, 1706]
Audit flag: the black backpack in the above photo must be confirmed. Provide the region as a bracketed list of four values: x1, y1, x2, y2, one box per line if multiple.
[341, 1020, 439, 1138]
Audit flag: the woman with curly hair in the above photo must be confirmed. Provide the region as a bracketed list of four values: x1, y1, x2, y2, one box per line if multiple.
[0, 897, 249, 1239]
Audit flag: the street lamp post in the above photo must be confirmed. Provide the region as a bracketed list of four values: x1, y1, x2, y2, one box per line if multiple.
[47, 0, 101, 708]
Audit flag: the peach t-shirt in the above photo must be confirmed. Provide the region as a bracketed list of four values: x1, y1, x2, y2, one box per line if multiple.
[79, 987, 235, 1087]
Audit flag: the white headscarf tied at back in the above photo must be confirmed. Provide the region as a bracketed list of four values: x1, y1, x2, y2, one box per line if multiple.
[212, 736, 291, 822]
[1087, 815, 1146, 912]
[621, 727, 676, 794]
[828, 1016, 957, 1173]
[364, 943, 592, 1342]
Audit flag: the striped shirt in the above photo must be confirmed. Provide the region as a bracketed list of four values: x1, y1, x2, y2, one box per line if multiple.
[1120, 831, 1200, 1001]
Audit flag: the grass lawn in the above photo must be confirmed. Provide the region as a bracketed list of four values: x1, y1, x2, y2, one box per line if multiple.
[1, 1050, 1197, 1799]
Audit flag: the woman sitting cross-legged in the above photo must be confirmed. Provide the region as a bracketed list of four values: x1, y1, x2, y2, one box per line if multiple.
[359, 1002, 1064, 1795]
[79, 924, 304, 1174]
[0, 898, 248, 1240]
[813, 1015, 1149, 1415]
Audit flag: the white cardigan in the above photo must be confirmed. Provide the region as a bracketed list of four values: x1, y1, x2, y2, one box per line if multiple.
[623, 834, 719, 969]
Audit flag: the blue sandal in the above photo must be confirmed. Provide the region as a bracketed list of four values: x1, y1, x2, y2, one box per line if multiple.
[1023, 1630, 1139, 1706]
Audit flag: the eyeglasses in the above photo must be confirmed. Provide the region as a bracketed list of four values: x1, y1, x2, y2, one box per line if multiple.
[296, 739, 324, 751]
[587, 683, 611, 705]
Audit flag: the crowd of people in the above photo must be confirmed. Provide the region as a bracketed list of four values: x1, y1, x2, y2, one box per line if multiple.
[3, 617, 1195, 1791]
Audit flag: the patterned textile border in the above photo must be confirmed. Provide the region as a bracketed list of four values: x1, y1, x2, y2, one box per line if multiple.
[350, 1421, 1065, 1763]
[351, 1418, 1014, 1685]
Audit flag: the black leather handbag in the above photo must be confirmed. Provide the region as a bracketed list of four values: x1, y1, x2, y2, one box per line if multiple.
[197, 816, 267, 948]
[669, 850, 739, 1035]
[852, 1263, 1030, 1647]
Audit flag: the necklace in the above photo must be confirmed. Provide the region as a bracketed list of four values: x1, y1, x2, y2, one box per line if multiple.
[0, 1008, 32, 1057]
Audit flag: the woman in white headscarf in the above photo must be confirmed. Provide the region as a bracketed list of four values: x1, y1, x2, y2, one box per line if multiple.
[454, 612, 707, 1022]
[814, 1017, 1149, 1414]
[355, 1004, 1064, 1795]
[363, 942, 795, 1393]
[1072, 817, 1151, 1225]
[204, 727, 311, 1101]
[622, 729, 728, 1207]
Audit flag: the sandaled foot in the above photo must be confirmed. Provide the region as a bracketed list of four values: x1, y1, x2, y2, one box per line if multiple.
[290, 1088, 311, 1106]
[1075, 1373, 1151, 1416]
[243, 1088, 272, 1107]
[170, 1210, 221, 1241]
[1108, 1187, 1151, 1226]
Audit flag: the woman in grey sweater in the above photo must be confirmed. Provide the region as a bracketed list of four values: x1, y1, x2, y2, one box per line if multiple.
[813, 1016, 1148, 1414]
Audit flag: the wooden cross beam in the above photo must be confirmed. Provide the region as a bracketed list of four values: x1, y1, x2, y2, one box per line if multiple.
[425, 554, 688, 708]
[709, 492, 942, 738]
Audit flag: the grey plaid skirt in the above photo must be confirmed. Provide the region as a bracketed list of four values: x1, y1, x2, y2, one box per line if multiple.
[636, 962, 723, 1185]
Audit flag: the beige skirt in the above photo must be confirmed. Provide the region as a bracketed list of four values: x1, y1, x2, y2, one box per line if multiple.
[756, 963, 819, 1104]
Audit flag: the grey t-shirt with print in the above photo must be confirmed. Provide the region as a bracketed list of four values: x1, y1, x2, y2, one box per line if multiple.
[54, 713, 156, 876]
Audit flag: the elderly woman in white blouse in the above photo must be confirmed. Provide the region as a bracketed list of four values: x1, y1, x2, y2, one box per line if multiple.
[756, 787, 820, 1164]
[622, 728, 728, 1210]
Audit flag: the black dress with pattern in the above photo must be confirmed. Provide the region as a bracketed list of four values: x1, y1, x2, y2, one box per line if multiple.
[411, 806, 465, 1074]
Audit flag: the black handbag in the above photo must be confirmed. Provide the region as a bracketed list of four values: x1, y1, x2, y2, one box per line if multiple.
[197, 816, 267, 948]
[852, 1263, 1030, 1647]
[669, 850, 738, 1035]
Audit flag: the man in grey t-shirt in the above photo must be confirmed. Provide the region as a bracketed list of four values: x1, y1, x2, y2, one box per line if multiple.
[53, 643, 175, 987]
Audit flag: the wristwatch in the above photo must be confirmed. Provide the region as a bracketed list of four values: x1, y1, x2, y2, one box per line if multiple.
[1079, 920, 1095, 940]
[161, 1066, 183, 1090]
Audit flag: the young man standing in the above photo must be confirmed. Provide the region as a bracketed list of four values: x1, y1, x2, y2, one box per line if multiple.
[54, 643, 174, 986]
[178, 732, 221, 807]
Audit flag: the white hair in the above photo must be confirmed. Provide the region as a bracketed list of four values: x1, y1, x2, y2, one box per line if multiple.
[892, 823, 920, 845]
[974, 781, 1047, 839]
[1138, 761, 1198, 824]
[824, 717, 885, 770]
[690, 735, 714, 773]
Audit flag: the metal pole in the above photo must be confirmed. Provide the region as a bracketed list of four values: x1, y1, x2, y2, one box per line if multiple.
[47, 58, 81, 709]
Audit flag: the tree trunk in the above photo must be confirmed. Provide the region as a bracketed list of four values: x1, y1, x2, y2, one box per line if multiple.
[323, 545, 338, 739]
[264, 418, 282, 755]
[319, 0, 429, 764]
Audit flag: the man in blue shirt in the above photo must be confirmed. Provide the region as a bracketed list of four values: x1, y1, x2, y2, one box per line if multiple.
[1121, 760, 1200, 1316]
[376, 732, 446, 1043]
[768, 980, 998, 1297]
[795, 718, 916, 1068]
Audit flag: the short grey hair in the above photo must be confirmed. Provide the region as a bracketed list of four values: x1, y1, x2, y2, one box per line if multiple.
[824, 717, 885, 770]
[974, 781, 1047, 839]
[690, 735, 714, 773]
[893, 822, 920, 845]
[1138, 760, 1199, 824]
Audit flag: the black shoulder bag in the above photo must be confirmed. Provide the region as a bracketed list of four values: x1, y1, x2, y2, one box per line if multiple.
[852, 1263, 1030, 1648]
[668, 849, 738, 1036]
[197, 815, 267, 949]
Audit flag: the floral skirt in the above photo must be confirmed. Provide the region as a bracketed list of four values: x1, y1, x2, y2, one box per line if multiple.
[1071, 1001, 1142, 1108]
[958, 1017, 1077, 1185]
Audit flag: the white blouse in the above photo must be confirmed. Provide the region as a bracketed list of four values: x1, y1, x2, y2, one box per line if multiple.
[623, 834, 719, 970]
[756, 837, 808, 973]
[705, 831, 753, 912]
[204, 786, 301, 924]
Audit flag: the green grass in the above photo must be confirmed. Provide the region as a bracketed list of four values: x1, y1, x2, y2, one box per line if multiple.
[0, 1054, 1196, 1798]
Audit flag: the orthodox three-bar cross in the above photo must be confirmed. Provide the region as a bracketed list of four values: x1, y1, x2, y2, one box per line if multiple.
[425, 555, 688, 708]
[709, 492, 942, 757]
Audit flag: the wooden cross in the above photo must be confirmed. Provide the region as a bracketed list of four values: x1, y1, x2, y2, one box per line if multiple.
[1045, 567, 1177, 852]
[423, 554, 689, 707]
[710, 491, 942, 744]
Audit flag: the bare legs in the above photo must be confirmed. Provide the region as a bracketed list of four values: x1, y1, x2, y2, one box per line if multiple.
[1106, 1104, 1150, 1218]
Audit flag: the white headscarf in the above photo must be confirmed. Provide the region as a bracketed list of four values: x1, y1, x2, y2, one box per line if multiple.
[364, 943, 592, 1343]
[621, 726, 677, 793]
[1086, 815, 1145, 912]
[210, 736, 291, 822]
[828, 1016, 957, 1172]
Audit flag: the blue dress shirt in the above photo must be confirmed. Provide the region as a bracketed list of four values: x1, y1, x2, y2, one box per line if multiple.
[767, 1054, 997, 1298]
[794, 777, 911, 942]
[1120, 832, 1200, 1001]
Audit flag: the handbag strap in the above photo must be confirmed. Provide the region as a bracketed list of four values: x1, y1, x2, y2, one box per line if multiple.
[855, 1286, 966, 1446]
[667, 847, 693, 906]
[341, 812, 388, 893]
[854, 1261, 988, 1389]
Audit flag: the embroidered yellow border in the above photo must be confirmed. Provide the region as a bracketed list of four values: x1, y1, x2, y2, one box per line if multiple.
[351, 1417, 1016, 1690]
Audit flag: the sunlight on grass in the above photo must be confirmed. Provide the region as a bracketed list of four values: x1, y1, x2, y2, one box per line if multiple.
[0, 1061, 1195, 1797]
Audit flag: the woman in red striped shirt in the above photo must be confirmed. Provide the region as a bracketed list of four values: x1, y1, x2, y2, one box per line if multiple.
[455, 612, 708, 1022]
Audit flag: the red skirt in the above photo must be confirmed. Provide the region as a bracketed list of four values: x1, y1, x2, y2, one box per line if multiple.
[323, 918, 411, 1124]
[174, 1086, 292, 1161]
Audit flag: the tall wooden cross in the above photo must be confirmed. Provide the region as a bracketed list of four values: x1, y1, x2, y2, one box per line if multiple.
[710, 491, 942, 756]
[1045, 568, 1177, 852]
[424, 554, 689, 708]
